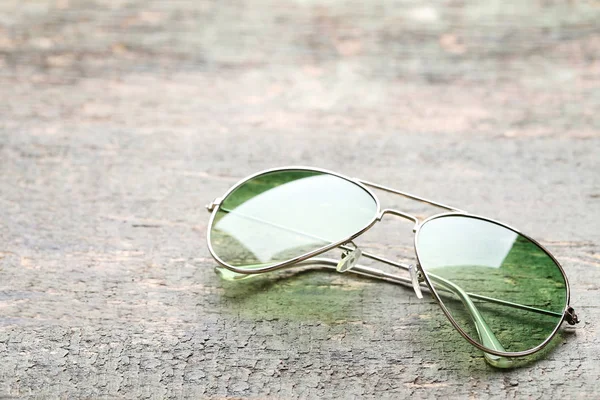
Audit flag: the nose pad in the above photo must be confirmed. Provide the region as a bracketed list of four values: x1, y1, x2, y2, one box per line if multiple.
[409, 264, 424, 299]
[336, 247, 362, 273]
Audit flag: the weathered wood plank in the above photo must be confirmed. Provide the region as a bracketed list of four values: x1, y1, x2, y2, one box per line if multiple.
[0, 0, 599, 398]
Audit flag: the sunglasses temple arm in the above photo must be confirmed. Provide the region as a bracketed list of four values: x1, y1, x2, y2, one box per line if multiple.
[271, 259, 512, 367]
[215, 258, 540, 366]
[425, 274, 513, 367]
[295, 258, 417, 289]
[214, 257, 417, 288]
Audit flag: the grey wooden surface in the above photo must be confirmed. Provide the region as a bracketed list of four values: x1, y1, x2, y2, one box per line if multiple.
[1, 1, 599, 398]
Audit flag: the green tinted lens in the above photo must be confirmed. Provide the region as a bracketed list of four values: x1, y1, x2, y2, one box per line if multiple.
[416, 215, 567, 354]
[209, 170, 378, 269]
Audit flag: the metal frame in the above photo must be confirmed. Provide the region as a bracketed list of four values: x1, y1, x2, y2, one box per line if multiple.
[414, 212, 574, 358]
[205, 166, 579, 360]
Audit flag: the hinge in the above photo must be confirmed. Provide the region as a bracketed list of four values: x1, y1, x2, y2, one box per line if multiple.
[565, 306, 580, 325]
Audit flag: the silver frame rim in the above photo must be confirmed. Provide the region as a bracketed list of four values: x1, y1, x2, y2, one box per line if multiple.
[206, 166, 381, 274]
[414, 212, 572, 358]
[205, 165, 575, 359]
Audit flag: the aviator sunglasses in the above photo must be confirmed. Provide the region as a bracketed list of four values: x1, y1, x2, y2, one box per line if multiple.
[205, 167, 579, 368]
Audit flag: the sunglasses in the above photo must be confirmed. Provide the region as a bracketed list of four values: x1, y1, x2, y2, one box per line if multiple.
[205, 166, 579, 367]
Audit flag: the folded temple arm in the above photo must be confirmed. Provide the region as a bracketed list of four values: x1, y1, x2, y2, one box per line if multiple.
[215, 252, 561, 367]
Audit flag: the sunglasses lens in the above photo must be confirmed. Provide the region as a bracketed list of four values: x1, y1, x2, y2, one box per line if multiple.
[416, 215, 567, 354]
[209, 170, 378, 269]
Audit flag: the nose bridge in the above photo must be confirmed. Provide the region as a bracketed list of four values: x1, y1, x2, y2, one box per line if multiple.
[377, 208, 420, 230]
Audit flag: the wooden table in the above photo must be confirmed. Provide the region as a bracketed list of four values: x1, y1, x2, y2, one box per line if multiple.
[1, 1, 599, 398]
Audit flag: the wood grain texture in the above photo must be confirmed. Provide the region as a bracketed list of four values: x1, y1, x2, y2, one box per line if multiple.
[1, 0, 599, 398]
